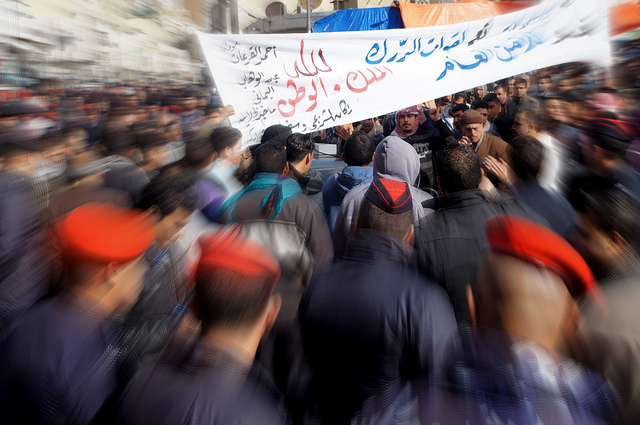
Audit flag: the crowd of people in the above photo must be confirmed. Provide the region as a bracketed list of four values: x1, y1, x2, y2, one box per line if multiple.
[2, 60, 640, 425]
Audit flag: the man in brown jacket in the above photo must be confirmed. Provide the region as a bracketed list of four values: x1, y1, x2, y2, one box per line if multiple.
[458, 109, 510, 187]
[458, 109, 510, 162]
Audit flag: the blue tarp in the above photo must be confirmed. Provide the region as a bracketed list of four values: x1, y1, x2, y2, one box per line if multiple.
[313, 7, 404, 33]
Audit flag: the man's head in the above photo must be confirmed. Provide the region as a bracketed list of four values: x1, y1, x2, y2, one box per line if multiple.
[372, 136, 421, 187]
[194, 233, 281, 357]
[561, 91, 588, 123]
[514, 78, 528, 99]
[166, 119, 182, 142]
[359, 118, 375, 133]
[254, 140, 288, 175]
[583, 118, 629, 173]
[512, 110, 540, 138]
[494, 85, 508, 105]
[65, 150, 109, 184]
[343, 131, 374, 167]
[470, 99, 490, 124]
[285, 133, 314, 175]
[436, 143, 482, 194]
[541, 95, 567, 125]
[185, 138, 217, 169]
[103, 129, 137, 158]
[451, 103, 470, 128]
[84, 103, 101, 122]
[556, 77, 575, 94]
[137, 174, 197, 249]
[137, 131, 171, 171]
[471, 215, 598, 351]
[474, 86, 484, 99]
[357, 176, 414, 243]
[396, 106, 420, 133]
[508, 135, 544, 182]
[452, 93, 467, 106]
[459, 109, 485, 144]
[61, 125, 88, 157]
[482, 94, 501, 122]
[204, 105, 224, 120]
[261, 124, 292, 146]
[507, 78, 516, 96]
[210, 127, 243, 166]
[538, 74, 552, 93]
[0, 127, 46, 174]
[180, 95, 198, 112]
[56, 203, 155, 313]
[569, 174, 640, 275]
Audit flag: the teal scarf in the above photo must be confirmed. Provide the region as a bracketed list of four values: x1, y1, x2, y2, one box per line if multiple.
[221, 173, 302, 222]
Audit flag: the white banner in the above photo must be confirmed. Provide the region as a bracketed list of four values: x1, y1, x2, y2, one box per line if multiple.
[198, 0, 609, 145]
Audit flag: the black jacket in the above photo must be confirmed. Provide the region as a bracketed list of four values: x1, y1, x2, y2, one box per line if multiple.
[0, 171, 49, 337]
[299, 229, 457, 424]
[415, 190, 547, 323]
[116, 338, 289, 425]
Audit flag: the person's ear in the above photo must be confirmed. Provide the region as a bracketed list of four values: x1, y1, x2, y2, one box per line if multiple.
[305, 152, 313, 165]
[102, 261, 119, 291]
[147, 205, 161, 221]
[466, 284, 477, 328]
[404, 224, 414, 245]
[342, 153, 347, 163]
[558, 297, 581, 356]
[282, 162, 290, 176]
[262, 294, 282, 339]
[592, 145, 603, 159]
[608, 230, 628, 254]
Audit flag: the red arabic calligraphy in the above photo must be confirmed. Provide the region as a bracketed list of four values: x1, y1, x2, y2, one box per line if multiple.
[285, 40, 333, 78]
[277, 79, 306, 118]
[345, 66, 393, 93]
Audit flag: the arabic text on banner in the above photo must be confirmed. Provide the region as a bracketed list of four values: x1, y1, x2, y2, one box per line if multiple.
[198, 0, 610, 145]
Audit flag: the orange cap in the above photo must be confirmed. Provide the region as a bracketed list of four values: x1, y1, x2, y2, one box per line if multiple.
[57, 203, 156, 264]
[485, 215, 598, 298]
[197, 231, 280, 289]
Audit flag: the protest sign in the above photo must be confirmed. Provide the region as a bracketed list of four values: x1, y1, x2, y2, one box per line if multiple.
[198, 0, 609, 145]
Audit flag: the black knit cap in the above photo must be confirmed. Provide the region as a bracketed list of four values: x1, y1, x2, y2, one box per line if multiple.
[364, 176, 412, 214]
[260, 124, 292, 145]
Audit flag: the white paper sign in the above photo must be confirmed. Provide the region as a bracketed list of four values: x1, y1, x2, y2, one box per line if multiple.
[198, 0, 610, 145]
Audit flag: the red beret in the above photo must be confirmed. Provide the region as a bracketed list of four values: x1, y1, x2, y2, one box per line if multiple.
[197, 232, 280, 288]
[485, 215, 598, 298]
[365, 176, 412, 214]
[57, 203, 156, 264]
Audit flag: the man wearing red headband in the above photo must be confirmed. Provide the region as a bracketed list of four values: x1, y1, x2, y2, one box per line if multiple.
[3, 204, 155, 425]
[116, 232, 287, 425]
[355, 215, 623, 425]
[301, 176, 456, 424]
[390, 105, 453, 189]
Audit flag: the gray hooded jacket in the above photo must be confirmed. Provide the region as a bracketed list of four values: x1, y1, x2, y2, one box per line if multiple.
[332, 136, 433, 258]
